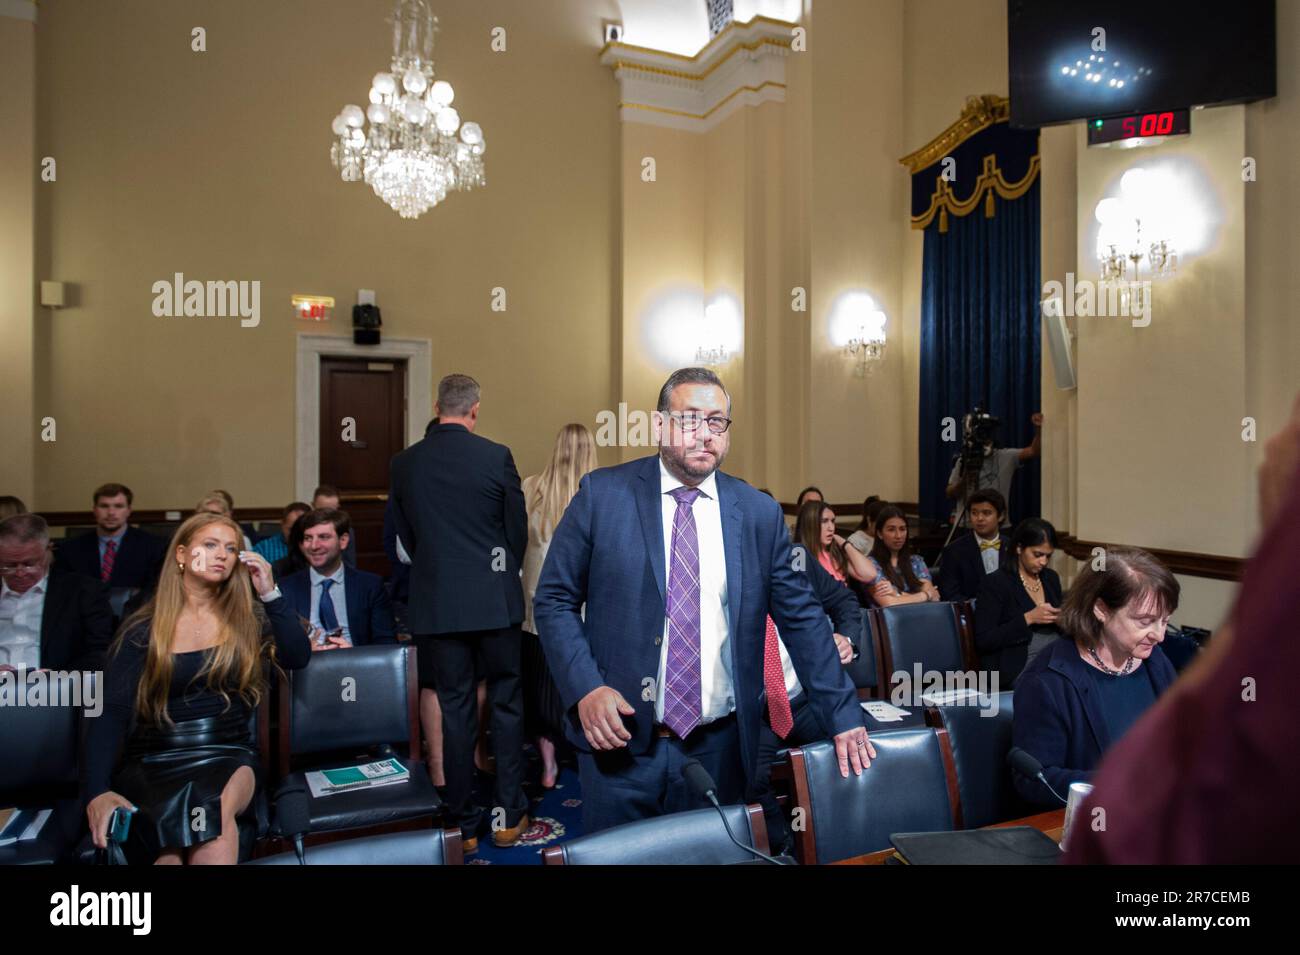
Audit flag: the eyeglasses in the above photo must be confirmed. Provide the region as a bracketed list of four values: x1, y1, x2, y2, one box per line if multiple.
[666, 411, 732, 434]
[0, 560, 44, 574]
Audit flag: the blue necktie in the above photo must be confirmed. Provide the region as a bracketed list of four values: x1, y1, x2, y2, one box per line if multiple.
[319, 578, 340, 632]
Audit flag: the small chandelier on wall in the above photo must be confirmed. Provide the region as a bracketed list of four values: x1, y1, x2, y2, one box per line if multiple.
[330, 0, 486, 220]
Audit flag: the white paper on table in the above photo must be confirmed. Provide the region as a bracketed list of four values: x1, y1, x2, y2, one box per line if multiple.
[920, 688, 983, 706]
[861, 701, 911, 722]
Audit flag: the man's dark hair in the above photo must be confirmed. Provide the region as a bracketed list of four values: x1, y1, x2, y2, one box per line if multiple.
[282, 501, 311, 519]
[437, 374, 481, 417]
[968, 488, 1007, 518]
[93, 483, 133, 506]
[300, 508, 351, 539]
[656, 367, 730, 415]
[312, 484, 340, 501]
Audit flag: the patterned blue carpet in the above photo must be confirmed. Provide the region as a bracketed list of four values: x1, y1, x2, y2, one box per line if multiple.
[465, 765, 584, 865]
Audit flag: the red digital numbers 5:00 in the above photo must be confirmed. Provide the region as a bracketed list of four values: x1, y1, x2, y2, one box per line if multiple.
[1120, 112, 1176, 137]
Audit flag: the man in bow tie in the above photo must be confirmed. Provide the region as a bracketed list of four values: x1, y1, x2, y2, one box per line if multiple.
[936, 489, 1013, 602]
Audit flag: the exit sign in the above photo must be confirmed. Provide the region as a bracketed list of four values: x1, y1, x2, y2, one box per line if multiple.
[292, 294, 334, 321]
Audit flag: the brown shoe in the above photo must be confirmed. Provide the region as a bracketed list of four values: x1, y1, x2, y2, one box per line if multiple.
[492, 814, 531, 848]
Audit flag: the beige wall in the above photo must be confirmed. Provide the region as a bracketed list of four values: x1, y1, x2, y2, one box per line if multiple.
[0, 10, 36, 504]
[31, 0, 619, 509]
[807, 0, 906, 505]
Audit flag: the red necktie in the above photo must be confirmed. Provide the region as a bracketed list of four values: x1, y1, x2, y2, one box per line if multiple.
[101, 539, 117, 583]
[764, 615, 794, 739]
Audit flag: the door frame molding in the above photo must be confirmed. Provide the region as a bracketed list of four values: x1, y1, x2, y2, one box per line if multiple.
[295, 334, 432, 501]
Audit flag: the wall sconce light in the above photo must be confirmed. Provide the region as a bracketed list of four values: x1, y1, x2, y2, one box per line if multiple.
[695, 295, 742, 367]
[831, 291, 887, 377]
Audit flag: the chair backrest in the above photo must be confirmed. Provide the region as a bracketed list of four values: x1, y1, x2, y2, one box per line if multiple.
[789, 729, 958, 864]
[255, 522, 281, 541]
[876, 602, 969, 689]
[542, 805, 769, 865]
[280, 644, 419, 762]
[0, 670, 86, 795]
[140, 523, 179, 540]
[926, 691, 1028, 829]
[245, 827, 461, 865]
[107, 586, 140, 620]
[842, 607, 881, 697]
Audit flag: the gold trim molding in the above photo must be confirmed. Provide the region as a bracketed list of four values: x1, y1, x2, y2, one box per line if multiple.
[898, 94, 1011, 174]
[910, 153, 1041, 231]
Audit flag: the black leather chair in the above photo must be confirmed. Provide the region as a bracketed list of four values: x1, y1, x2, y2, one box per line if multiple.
[843, 607, 882, 699]
[788, 729, 959, 864]
[139, 522, 179, 540]
[1, 671, 93, 864]
[272, 644, 439, 845]
[873, 602, 975, 691]
[925, 691, 1030, 829]
[542, 805, 769, 865]
[245, 827, 462, 865]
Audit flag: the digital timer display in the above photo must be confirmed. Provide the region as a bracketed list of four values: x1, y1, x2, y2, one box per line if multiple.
[1087, 108, 1191, 145]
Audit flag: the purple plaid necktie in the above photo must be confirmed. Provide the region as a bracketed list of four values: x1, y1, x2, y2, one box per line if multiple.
[663, 485, 703, 738]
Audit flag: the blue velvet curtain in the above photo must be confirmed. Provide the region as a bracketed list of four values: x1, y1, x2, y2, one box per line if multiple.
[914, 122, 1041, 525]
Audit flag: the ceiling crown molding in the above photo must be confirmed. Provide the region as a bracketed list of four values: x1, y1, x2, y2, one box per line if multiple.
[601, 16, 796, 133]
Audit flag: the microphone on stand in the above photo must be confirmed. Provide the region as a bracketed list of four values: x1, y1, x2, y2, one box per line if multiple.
[1007, 747, 1068, 806]
[276, 784, 312, 865]
[682, 759, 784, 865]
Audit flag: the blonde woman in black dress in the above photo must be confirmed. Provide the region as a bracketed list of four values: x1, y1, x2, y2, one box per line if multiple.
[85, 512, 310, 864]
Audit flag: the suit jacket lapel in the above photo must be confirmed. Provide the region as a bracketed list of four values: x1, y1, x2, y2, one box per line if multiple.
[635, 457, 666, 604]
[716, 474, 743, 644]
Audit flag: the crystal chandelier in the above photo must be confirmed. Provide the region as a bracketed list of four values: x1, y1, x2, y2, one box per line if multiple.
[330, 0, 486, 219]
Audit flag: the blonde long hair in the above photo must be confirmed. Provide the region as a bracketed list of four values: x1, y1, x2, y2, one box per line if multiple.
[528, 423, 598, 541]
[117, 512, 268, 726]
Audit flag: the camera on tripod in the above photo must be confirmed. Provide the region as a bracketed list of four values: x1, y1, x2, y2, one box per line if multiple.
[959, 406, 1001, 476]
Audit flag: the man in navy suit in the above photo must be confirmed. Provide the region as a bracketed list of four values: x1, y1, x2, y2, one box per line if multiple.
[534, 368, 873, 833]
[53, 483, 167, 595]
[278, 509, 395, 649]
[936, 489, 1013, 603]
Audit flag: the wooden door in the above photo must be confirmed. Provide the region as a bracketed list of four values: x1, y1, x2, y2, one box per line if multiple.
[319, 357, 407, 575]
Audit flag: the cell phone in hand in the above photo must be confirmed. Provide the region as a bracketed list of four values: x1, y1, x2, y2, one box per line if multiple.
[108, 806, 136, 844]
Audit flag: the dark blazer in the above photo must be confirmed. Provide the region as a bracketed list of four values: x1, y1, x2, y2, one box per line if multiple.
[54, 526, 167, 593]
[803, 551, 863, 649]
[936, 531, 1013, 603]
[1012, 634, 1177, 807]
[278, 567, 395, 646]
[532, 454, 864, 787]
[389, 422, 527, 635]
[973, 565, 1064, 686]
[37, 570, 115, 671]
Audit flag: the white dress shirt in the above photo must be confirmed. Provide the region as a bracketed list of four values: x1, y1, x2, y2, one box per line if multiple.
[0, 573, 48, 670]
[655, 460, 733, 724]
[308, 565, 351, 643]
[977, 533, 1002, 574]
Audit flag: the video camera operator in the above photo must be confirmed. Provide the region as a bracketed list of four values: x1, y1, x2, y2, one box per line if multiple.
[945, 408, 1042, 526]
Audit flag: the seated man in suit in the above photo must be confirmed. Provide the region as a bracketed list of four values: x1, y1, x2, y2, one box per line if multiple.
[1, 514, 113, 672]
[279, 508, 395, 650]
[936, 489, 1013, 603]
[53, 482, 167, 596]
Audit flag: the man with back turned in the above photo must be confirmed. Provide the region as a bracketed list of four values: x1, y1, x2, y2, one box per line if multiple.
[534, 367, 874, 833]
[390, 374, 529, 852]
